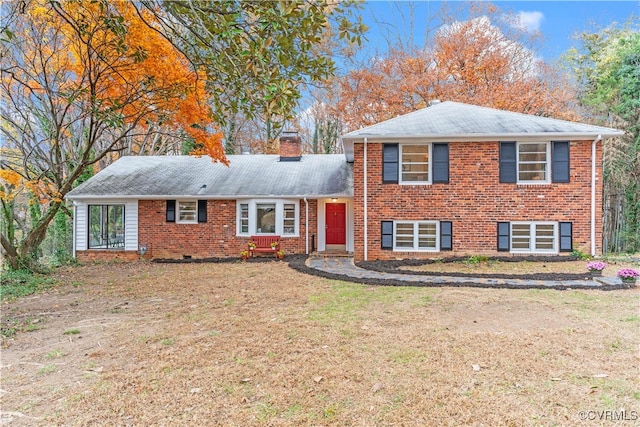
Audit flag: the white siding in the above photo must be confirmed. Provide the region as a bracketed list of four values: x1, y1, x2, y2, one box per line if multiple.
[124, 200, 138, 251]
[73, 199, 138, 253]
[75, 202, 88, 251]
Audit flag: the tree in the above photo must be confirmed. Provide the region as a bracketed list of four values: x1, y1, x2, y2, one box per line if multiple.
[137, 0, 367, 139]
[332, 3, 576, 131]
[564, 23, 640, 252]
[0, 0, 223, 270]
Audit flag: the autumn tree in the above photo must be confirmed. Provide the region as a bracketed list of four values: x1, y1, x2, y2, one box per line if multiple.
[332, 3, 576, 131]
[0, 0, 223, 271]
[564, 22, 640, 252]
[138, 0, 367, 151]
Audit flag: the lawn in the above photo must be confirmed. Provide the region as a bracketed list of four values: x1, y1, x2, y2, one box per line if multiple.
[1, 260, 639, 426]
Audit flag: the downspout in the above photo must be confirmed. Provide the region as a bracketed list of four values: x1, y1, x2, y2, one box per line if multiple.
[363, 137, 368, 261]
[72, 201, 77, 259]
[304, 197, 309, 254]
[591, 135, 602, 257]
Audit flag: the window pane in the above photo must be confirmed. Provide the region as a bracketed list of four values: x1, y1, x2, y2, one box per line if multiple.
[283, 204, 295, 235]
[107, 205, 125, 248]
[518, 143, 547, 181]
[256, 203, 276, 233]
[417, 223, 437, 249]
[535, 224, 555, 250]
[88, 205, 103, 248]
[401, 145, 429, 182]
[178, 201, 197, 222]
[395, 223, 414, 248]
[240, 203, 249, 233]
[511, 224, 531, 250]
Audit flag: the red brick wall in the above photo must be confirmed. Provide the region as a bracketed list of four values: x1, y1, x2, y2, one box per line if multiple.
[76, 199, 318, 261]
[353, 140, 603, 261]
[134, 199, 315, 260]
[76, 250, 139, 263]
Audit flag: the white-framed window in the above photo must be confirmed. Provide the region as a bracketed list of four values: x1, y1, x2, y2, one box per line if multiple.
[518, 142, 550, 183]
[394, 220, 439, 251]
[400, 144, 431, 184]
[239, 203, 249, 234]
[237, 200, 299, 236]
[177, 200, 197, 223]
[510, 222, 557, 253]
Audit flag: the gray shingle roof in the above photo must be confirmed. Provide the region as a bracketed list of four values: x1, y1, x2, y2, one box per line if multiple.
[67, 154, 353, 199]
[341, 101, 624, 161]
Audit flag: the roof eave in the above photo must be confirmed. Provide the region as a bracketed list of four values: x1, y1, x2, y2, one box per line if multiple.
[66, 193, 354, 201]
[341, 131, 624, 142]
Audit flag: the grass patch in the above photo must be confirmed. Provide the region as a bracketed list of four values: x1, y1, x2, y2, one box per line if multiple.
[63, 329, 81, 335]
[307, 282, 424, 325]
[0, 270, 56, 302]
[38, 364, 57, 375]
[46, 349, 64, 359]
[1, 317, 43, 338]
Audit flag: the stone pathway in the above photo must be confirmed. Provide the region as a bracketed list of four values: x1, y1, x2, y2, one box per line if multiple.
[306, 256, 627, 290]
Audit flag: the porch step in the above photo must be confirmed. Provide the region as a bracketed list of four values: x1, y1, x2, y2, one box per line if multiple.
[308, 251, 353, 259]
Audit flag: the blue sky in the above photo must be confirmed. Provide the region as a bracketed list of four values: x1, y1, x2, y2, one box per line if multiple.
[358, 1, 639, 62]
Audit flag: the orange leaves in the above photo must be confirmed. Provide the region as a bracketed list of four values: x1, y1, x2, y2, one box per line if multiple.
[333, 8, 577, 131]
[0, 170, 21, 188]
[0, 171, 59, 204]
[37, 0, 225, 163]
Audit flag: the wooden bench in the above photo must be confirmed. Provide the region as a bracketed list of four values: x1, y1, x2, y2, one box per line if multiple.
[248, 235, 280, 258]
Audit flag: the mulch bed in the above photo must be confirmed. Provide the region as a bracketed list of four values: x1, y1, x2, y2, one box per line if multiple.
[155, 255, 636, 291]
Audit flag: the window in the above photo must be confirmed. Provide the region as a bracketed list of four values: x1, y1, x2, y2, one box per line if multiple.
[283, 204, 296, 235]
[384, 143, 449, 184]
[166, 200, 207, 223]
[498, 221, 572, 253]
[518, 143, 549, 182]
[178, 201, 197, 223]
[88, 205, 125, 249]
[510, 222, 557, 253]
[256, 203, 276, 233]
[394, 221, 439, 251]
[501, 141, 569, 184]
[401, 144, 430, 183]
[239, 203, 249, 233]
[237, 200, 299, 236]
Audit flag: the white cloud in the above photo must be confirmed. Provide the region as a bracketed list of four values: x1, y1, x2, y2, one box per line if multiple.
[517, 11, 544, 33]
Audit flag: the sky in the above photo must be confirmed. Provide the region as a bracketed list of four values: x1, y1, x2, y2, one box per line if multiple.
[357, 1, 639, 63]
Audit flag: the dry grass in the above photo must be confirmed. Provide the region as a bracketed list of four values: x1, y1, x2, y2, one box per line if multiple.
[1, 260, 639, 426]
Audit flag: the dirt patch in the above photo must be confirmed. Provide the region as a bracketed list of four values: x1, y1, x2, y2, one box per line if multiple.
[2, 260, 639, 426]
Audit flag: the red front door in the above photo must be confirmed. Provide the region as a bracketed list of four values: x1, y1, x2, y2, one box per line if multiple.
[326, 203, 346, 245]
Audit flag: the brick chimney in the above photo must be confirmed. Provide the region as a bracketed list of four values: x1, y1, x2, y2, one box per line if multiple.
[279, 131, 302, 161]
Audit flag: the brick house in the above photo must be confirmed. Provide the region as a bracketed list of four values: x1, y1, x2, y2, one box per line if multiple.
[67, 102, 623, 262]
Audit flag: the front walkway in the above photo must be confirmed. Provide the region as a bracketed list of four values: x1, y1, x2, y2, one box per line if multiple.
[305, 256, 628, 290]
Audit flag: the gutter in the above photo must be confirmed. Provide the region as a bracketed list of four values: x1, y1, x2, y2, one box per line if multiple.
[591, 135, 602, 256]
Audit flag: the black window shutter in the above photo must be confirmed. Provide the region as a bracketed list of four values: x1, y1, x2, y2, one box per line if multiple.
[432, 143, 449, 183]
[381, 221, 393, 249]
[166, 200, 176, 222]
[440, 221, 452, 250]
[382, 144, 399, 184]
[559, 222, 572, 252]
[197, 200, 207, 223]
[552, 141, 570, 183]
[497, 222, 510, 251]
[499, 142, 517, 183]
